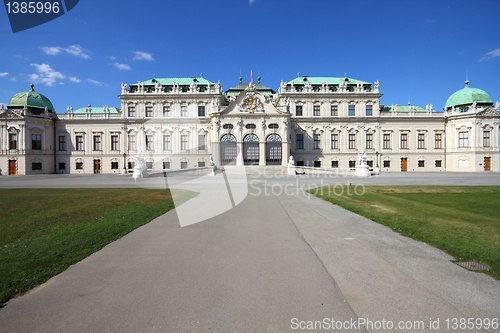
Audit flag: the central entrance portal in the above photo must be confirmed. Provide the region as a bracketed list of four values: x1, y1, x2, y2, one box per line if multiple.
[243, 134, 259, 165]
[220, 134, 237, 165]
[266, 134, 282, 165]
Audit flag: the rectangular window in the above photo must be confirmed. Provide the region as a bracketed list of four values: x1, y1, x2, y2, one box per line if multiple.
[296, 134, 304, 149]
[76, 135, 84, 151]
[435, 160, 442, 167]
[483, 131, 490, 147]
[435, 133, 442, 149]
[145, 106, 153, 117]
[383, 160, 390, 168]
[313, 134, 320, 149]
[313, 105, 320, 116]
[181, 161, 188, 169]
[349, 134, 356, 149]
[146, 162, 153, 169]
[366, 105, 373, 116]
[198, 134, 206, 150]
[418, 160, 425, 168]
[295, 105, 303, 116]
[59, 162, 66, 170]
[349, 160, 356, 168]
[181, 135, 188, 150]
[459, 132, 468, 147]
[127, 161, 135, 169]
[181, 105, 188, 117]
[58, 136, 66, 151]
[163, 161, 171, 169]
[32, 134, 41, 150]
[32, 162, 42, 171]
[401, 133, 408, 149]
[198, 105, 205, 117]
[331, 134, 338, 149]
[367, 160, 373, 168]
[418, 133, 425, 149]
[366, 133, 373, 149]
[111, 162, 119, 169]
[314, 161, 321, 168]
[111, 135, 119, 151]
[348, 105, 355, 116]
[383, 133, 391, 149]
[163, 135, 171, 150]
[198, 161, 206, 167]
[128, 134, 136, 151]
[163, 106, 170, 117]
[128, 106, 135, 117]
[331, 160, 339, 168]
[76, 162, 83, 170]
[146, 135, 154, 151]
[93, 135, 102, 151]
[331, 105, 338, 116]
[9, 133, 17, 150]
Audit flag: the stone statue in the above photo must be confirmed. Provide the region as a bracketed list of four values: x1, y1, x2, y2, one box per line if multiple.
[287, 155, 295, 175]
[132, 151, 148, 181]
[357, 150, 368, 166]
[374, 80, 379, 91]
[495, 101, 500, 110]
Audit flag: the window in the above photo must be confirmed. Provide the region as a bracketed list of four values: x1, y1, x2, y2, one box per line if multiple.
[418, 160, 425, 168]
[268, 124, 279, 129]
[246, 124, 256, 129]
[146, 135, 154, 151]
[401, 133, 408, 149]
[383, 133, 391, 149]
[313, 134, 320, 149]
[128, 134, 136, 151]
[331, 160, 339, 168]
[483, 131, 490, 147]
[366, 105, 373, 116]
[9, 134, 17, 150]
[366, 133, 373, 149]
[128, 161, 135, 169]
[223, 124, 233, 130]
[58, 136, 66, 151]
[296, 134, 304, 149]
[181, 135, 188, 150]
[32, 134, 41, 150]
[163, 106, 170, 117]
[296, 105, 303, 116]
[32, 162, 42, 170]
[331, 105, 338, 116]
[181, 105, 187, 117]
[163, 161, 171, 169]
[331, 134, 338, 149]
[76, 135, 84, 151]
[314, 161, 321, 168]
[111, 162, 119, 169]
[111, 135, 119, 151]
[349, 160, 356, 168]
[418, 133, 425, 149]
[59, 162, 66, 170]
[163, 135, 171, 150]
[198, 161, 206, 167]
[145, 106, 153, 117]
[128, 106, 135, 117]
[367, 160, 373, 168]
[349, 134, 356, 149]
[199, 134, 206, 150]
[93, 135, 102, 151]
[76, 162, 83, 170]
[459, 132, 468, 148]
[435, 133, 442, 149]
[296, 161, 305, 166]
[198, 105, 205, 117]
[383, 160, 391, 168]
[313, 105, 320, 116]
[181, 161, 188, 169]
[348, 105, 355, 116]
[435, 160, 442, 167]
[146, 162, 153, 169]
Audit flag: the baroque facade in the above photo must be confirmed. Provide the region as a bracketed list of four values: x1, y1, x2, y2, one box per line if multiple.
[1, 75, 499, 175]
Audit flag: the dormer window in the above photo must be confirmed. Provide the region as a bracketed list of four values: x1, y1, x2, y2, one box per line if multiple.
[223, 124, 234, 130]
[268, 124, 279, 129]
[246, 124, 256, 129]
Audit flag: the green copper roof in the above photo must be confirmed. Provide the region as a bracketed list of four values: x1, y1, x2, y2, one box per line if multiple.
[381, 105, 426, 112]
[130, 77, 213, 86]
[445, 82, 492, 108]
[72, 106, 120, 114]
[226, 82, 275, 96]
[8, 84, 54, 112]
[286, 76, 371, 86]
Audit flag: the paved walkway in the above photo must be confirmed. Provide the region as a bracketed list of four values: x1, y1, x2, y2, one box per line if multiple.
[0, 171, 499, 332]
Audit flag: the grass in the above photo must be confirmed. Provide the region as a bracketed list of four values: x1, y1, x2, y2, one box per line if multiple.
[308, 186, 500, 280]
[0, 188, 196, 307]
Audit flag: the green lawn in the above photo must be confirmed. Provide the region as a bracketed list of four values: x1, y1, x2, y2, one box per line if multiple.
[308, 186, 500, 280]
[0, 188, 196, 307]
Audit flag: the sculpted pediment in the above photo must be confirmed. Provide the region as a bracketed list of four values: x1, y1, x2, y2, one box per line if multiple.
[219, 90, 286, 116]
[0, 110, 24, 119]
[477, 107, 500, 117]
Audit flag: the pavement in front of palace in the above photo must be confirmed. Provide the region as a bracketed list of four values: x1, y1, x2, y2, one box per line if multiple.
[0, 170, 499, 332]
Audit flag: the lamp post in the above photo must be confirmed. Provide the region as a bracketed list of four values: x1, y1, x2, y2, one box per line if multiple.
[375, 151, 379, 168]
[122, 152, 127, 175]
[375, 151, 380, 175]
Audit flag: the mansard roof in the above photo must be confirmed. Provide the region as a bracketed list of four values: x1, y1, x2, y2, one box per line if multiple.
[129, 76, 213, 87]
[380, 104, 426, 112]
[287, 76, 372, 86]
[226, 81, 275, 96]
[72, 106, 120, 114]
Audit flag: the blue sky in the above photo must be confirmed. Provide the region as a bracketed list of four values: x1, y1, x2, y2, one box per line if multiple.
[1, 0, 499, 113]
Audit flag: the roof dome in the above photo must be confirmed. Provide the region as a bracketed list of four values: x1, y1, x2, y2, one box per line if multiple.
[445, 81, 492, 109]
[8, 84, 55, 112]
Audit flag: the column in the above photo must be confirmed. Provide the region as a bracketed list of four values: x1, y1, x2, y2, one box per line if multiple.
[236, 141, 244, 166]
[259, 141, 266, 166]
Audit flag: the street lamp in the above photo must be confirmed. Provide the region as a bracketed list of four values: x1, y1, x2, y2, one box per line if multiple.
[375, 151, 379, 168]
[375, 151, 381, 175]
[122, 152, 127, 175]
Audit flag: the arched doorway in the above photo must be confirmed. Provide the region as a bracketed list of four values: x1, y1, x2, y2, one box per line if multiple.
[220, 134, 237, 165]
[266, 134, 282, 165]
[243, 134, 259, 165]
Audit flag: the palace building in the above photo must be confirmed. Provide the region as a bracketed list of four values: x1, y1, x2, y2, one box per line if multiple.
[0, 75, 499, 175]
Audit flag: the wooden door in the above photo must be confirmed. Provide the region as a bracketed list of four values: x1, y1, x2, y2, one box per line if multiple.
[401, 158, 408, 172]
[484, 157, 491, 171]
[8, 160, 16, 175]
[93, 160, 101, 174]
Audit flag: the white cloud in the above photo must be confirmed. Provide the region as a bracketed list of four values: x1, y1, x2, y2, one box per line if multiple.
[0, 72, 9, 77]
[132, 51, 154, 61]
[113, 62, 131, 71]
[249, 0, 255, 4]
[480, 48, 500, 61]
[41, 45, 91, 59]
[109, 56, 116, 60]
[29, 63, 65, 86]
[87, 78, 103, 86]
[9, 77, 17, 82]
[69, 76, 81, 83]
